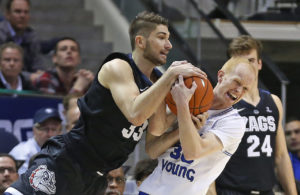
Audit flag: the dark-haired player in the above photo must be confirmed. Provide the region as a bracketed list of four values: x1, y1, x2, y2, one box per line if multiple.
[5, 11, 205, 195]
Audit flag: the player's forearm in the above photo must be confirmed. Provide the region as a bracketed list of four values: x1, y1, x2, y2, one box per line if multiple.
[276, 154, 297, 194]
[146, 129, 179, 159]
[130, 71, 177, 125]
[177, 103, 203, 160]
[147, 102, 176, 136]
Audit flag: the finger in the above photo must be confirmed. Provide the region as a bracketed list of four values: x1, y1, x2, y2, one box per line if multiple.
[178, 75, 184, 84]
[190, 81, 197, 92]
[179, 60, 188, 64]
[194, 69, 207, 78]
[191, 114, 200, 123]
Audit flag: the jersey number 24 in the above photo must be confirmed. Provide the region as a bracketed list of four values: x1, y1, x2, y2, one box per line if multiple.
[247, 135, 273, 157]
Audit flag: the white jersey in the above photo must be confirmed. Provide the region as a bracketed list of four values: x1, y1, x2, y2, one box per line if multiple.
[139, 107, 246, 195]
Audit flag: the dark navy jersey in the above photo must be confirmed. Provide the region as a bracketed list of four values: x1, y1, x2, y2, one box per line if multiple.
[62, 52, 162, 173]
[216, 89, 279, 191]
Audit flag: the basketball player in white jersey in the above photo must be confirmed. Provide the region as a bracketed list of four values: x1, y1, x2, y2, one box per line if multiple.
[138, 57, 255, 195]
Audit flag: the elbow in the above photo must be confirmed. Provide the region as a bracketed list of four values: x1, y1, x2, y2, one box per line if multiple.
[126, 109, 150, 126]
[147, 151, 159, 160]
[145, 143, 160, 159]
[127, 114, 146, 127]
[148, 128, 164, 137]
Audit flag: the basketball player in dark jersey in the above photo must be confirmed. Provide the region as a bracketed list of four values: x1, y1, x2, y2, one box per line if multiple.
[4, 12, 206, 195]
[215, 35, 297, 194]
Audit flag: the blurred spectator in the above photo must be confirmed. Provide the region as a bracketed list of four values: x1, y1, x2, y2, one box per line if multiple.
[0, 153, 19, 194]
[0, 42, 35, 91]
[285, 117, 300, 181]
[0, 129, 19, 153]
[9, 107, 62, 174]
[62, 93, 81, 132]
[104, 167, 126, 195]
[0, 0, 44, 73]
[134, 158, 158, 187]
[33, 37, 94, 95]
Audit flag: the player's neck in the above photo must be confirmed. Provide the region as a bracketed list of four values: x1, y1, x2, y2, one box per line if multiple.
[132, 51, 155, 78]
[243, 86, 260, 106]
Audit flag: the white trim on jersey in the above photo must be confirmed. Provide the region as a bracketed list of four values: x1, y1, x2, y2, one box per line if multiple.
[5, 187, 24, 195]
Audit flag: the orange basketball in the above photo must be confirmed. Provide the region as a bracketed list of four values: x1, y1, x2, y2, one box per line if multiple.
[165, 76, 214, 115]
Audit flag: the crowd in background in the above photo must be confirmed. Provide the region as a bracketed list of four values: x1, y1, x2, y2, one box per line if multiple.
[0, 0, 299, 195]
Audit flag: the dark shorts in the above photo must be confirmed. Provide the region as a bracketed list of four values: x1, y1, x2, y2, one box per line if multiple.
[11, 137, 107, 195]
[216, 186, 274, 195]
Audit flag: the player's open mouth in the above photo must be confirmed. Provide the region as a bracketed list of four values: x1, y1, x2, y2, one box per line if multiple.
[160, 51, 168, 57]
[227, 92, 237, 101]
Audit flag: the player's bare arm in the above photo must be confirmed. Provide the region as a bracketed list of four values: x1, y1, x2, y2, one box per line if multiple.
[145, 106, 211, 159]
[272, 94, 297, 194]
[145, 128, 180, 159]
[172, 75, 222, 160]
[147, 101, 177, 136]
[99, 58, 206, 126]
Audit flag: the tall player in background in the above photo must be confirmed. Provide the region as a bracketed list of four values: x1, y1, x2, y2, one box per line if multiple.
[215, 35, 297, 195]
[5, 11, 205, 195]
[139, 57, 255, 195]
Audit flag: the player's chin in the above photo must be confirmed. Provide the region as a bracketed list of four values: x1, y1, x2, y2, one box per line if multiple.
[106, 190, 121, 195]
[106, 192, 120, 195]
[158, 56, 167, 65]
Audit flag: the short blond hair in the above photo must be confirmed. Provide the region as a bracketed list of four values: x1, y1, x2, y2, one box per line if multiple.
[221, 57, 254, 75]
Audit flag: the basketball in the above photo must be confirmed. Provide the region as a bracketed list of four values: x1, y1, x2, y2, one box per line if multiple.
[165, 76, 214, 115]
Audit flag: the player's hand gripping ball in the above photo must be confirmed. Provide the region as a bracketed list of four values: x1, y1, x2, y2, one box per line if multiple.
[165, 76, 214, 115]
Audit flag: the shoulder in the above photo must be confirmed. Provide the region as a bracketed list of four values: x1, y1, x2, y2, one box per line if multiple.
[102, 52, 131, 65]
[100, 58, 133, 81]
[98, 53, 135, 87]
[100, 53, 132, 74]
[270, 94, 283, 112]
[270, 94, 281, 104]
[103, 58, 132, 72]
[212, 110, 246, 136]
[100, 54, 133, 77]
[210, 112, 245, 149]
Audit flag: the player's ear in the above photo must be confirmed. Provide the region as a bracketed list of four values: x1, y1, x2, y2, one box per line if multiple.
[135, 35, 146, 49]
[258, 59, 262, 70]
[217, 70, 225, 82]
